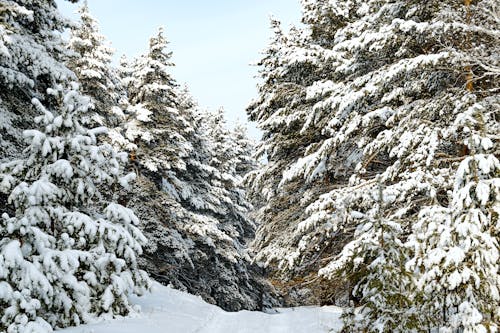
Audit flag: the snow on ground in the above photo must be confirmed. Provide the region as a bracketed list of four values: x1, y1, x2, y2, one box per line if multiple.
[59, 282, 343, 333]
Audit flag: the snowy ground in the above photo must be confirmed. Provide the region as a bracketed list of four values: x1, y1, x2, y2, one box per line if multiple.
[59, 282, 343, 333]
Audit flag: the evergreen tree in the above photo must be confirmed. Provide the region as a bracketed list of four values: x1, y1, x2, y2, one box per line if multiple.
[322, 181, 418, 332]
[0, 0, 80, 306]
[0, 0, 78, 257]
[232, 122, 257, 178]
[0, 82, 150, 332]
[117, 29, 275, 311]
[67, 0, 124, 127]
[245, 17, 330, 303]
[0, 0, 76, 161]
[204, 108, 256, 249]
[248, 0, 499, 309]
[122, 27, 190, 174]
[0, 2, 150, 331]
[408, 98, 499, 332]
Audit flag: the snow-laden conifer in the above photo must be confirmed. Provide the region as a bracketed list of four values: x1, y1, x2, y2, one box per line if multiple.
[245, 18, 327, 301]
[0, 82, 150, 332]
[122, 27, 191, 174]
[408, 97, 500, 332]
[232, 123, 257, 178]
[0, 2, 150, 330]
[248, 0, 499, 309]
[321, 180, 418, 333]
[117, 29, 273, 310]
[67, 0, 124, 127]
[205, 108, 256, 245]
[0, 0, 80, 217]
[0, 0, 75, 161]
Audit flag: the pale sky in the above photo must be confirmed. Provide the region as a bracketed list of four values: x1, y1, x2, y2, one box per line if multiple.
[56, 1, 303, 139]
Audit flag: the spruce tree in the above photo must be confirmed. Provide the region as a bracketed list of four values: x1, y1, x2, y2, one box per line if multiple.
[408, 98, 499, 332]
[232, 122, 257, 178]
[0, 0, 83, 217]
[122, 27, 191, 174]
[245, 17, 330, 302]
[0, 2, 150, 331]
[67, 0, 124, 127]
[118, 29, 275, 311]
[322, 181, 418, 332]
[248, 0, 499, 310]
[0, 0, 76, 161]
[0, 82, 150, 332]
[205, 108, 256, 246]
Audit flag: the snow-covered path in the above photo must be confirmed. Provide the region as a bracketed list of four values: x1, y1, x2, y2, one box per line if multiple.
[59, 282, 343, 333]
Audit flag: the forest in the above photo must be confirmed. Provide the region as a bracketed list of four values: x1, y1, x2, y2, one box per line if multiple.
[0, 0, 498, 332]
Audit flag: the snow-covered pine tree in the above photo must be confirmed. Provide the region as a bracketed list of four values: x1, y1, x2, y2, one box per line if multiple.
[0, 81, 150, 332]
[0, 0, 80, 261]
[321, 180, 418, 333]
[115, 28, 196, 253]
[67, 0, 124, 127]
[246, 16, 318, 211]
[205, 108, 256, 249]
[408, 98, 499, 332]
[0, 0, 76, 161]
[117, 29, 275, 311]
[0, 1, 150, 331]
[207, 108, 234, 174]
[245, 16, 334, 304]
[120, 26, 194, 178]
[232, 122, 258, 178]
[66, 0, 136, 183]
[183, 106, 274, 311]
[247, 0, 499, 308]
[124, 94, 273, 311]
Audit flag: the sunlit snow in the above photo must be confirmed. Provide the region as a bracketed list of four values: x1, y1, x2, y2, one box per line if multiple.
[59, 282, 343, 333]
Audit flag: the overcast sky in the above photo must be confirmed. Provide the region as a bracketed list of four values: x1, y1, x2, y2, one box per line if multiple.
[56, 0, 303, 139]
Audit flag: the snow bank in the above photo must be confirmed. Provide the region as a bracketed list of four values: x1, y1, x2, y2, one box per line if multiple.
[59, 282, 343, 333]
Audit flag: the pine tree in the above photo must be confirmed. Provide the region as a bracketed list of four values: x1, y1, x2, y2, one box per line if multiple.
[0, 82, 150, 332]
[321, 181, 418, 332]
[408, 98, 499, 332]
[232, 122, 257, 178]
[122, 27, 191, 174]
[67, 0, 124, 127]
[0, 0, 78, 263]
[0, 2, 150, 331]
[205, 108, 256, 246]
[117, 29, 275, 310]
[245, 17, 331, 302]
[248, 0, 499, 309]
[0, 0, 75, 161]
